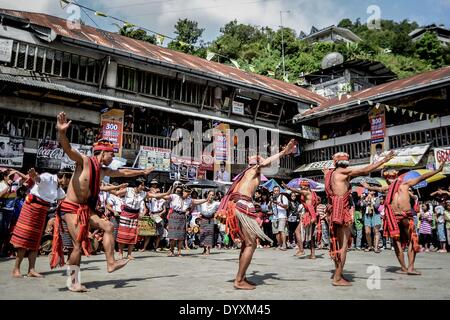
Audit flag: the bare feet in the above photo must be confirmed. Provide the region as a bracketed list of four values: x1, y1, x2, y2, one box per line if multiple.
[407, 269, 421, 276]
[127, 255, 135, 260]
[332, 278, 352, 286]
[139, 249, 145, 252]
[395, 269, 408, 274]
[27, 270, 44, 278]
[107, 259, 129, 273]
[295, 250, 305, 257]
[234, 280, 256, 290]
[167, 251, 175, 257]
[12, 269, 22, 278]
[118, 253, 123, 260]
[177, 252, 183, 257]
[309, 254, 316, 259]
[68, 283, 88, 292]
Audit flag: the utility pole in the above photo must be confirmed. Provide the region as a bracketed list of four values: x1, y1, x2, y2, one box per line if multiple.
[280, 10, 290, 81]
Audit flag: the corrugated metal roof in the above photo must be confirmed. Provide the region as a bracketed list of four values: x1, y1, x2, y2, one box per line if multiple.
[0, 73, 302, 137]
[0, 8, 327, 105]
[297, 65, 450, 120]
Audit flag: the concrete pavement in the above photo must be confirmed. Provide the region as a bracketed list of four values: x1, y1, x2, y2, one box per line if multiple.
[1, 247, 450, 300]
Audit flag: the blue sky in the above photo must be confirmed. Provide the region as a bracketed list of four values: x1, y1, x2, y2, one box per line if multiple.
[0, 0, 448, 43]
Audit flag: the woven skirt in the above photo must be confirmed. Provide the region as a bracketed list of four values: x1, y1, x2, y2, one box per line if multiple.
[168, 211, 186, 240]
[199, 218, 214, 247]
[117, 208, 139, 245]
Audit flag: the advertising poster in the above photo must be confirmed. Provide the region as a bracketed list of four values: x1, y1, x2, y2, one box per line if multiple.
[434, 147, 450, 174]
[36, 139, 64, 170]
[0, 136, 24, 168]
[170, 155, 199, 181]
[213, 123, 231, 182]
[369, 106, 386, 164]
[138, 146, 171, 172]
[100, 109, 124, 157]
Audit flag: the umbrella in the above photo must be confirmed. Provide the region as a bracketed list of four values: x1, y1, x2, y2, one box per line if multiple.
[261, 179, 285, 192]
[287, 178, 324, 191]
[400, 169, 446, 189]
[350, 176, 381, 186]
[374, 178, 388, 187]
[185, 179, 219, 189]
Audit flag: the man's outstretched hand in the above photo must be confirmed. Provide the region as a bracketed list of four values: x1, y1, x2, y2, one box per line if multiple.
[56, 112, 72, 134]
[382, 150, 396, 163]
[143, 166, 154, 175]
[282, 139, 297, 155]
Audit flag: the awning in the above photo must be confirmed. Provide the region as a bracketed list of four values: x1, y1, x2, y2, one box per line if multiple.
[295, 160, 369, 172]
[0, 73, 301, 137]
[383, 143, 431, 168]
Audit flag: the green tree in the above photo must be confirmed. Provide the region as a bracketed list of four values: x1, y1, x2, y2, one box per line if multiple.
[337, 18, 353, 29]
[414, 31, 446, 67]
[168, 18, 204, 54]
[117, 24, 156, 44]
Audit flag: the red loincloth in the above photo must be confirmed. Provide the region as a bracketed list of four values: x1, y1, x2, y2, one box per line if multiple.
[301, 191, 319, 227]
[384, 178, 420, 252]
[10, 195, 50, 251]
[325, 169, 354, 262]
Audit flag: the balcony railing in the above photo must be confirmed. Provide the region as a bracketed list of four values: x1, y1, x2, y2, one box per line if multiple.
[303, 139, 371, 164]
[389, 125, 450, 149]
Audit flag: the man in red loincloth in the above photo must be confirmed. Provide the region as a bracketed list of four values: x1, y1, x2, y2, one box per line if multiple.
[362, 162, 444, 275]
[51, 112, 154, 292]
[324, 150, 394, 286]
[283, 179, 320, 259]
[216, 139, 296, 290]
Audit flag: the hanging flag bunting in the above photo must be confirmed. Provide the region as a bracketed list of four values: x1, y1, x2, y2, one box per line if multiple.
[60, 0, 70, 9]
[249, 65, 256, 73]
[409, 111, 413, 117]
[357, 100, 361, 105]
[393, 106, 398, 113]
[368, 100, 374, 106]
[375, 103, 380, 109]
[338, 92, 343, 101]
[95, 11, 108, 17]
[413, 111, 419, 115]
[420, 113, 424, 120]
[155, 34, 165, 46]
[385, 105, 390, 112]
[402, 109, 406, 115]
[206, 51, 216, 61]
[229, 59, 240, 69]
[346, 94, 352, 99]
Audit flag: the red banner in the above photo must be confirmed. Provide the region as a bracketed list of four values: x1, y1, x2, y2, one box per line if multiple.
[100, 109, 124, 157]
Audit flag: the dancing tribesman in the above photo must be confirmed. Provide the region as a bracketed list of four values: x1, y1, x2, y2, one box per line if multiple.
[10, 168, 71, 278]
[51, 112, 154, 292]
[362, 162, 444, 275]
[283, 180, 320, 259]
[216, 139, 296, 290]
[324, 150, 394, 286]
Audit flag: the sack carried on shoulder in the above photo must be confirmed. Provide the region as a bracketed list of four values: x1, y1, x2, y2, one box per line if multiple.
[138, 216, 156, 236]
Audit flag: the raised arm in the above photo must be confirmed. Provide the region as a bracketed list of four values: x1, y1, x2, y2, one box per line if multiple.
[361, 181, 388, 193]
[430, 190, 441, 197]
[103, 167, 154, 178]
[100, 183, 128, 192]
[349, 150, 395, 177]
[27, 168, 40, 183]
[192, 198, 208, 206]
[404, 162, 445, 188]
[281, 182, 306, 196]
[260, 139, 296, 168]
[56, 112, 84, 165]
[147, 191, 171, 201]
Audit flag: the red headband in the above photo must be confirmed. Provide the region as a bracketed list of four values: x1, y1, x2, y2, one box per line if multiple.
[383, 170, 398, 179]
[93, 141, 115, 153]
[333, 152, 349, 163]
[300, 180, 310, 187]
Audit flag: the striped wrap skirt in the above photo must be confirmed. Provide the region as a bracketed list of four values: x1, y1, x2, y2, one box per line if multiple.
[117, 207, 140, 245]
[168, 211, 186, 240]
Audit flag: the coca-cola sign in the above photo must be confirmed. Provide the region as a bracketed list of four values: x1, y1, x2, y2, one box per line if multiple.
[36, 140, 62, 170]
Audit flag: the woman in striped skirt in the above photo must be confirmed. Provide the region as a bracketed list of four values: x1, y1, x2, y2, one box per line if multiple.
[114, 178, 147, 260]
[11, 169, 70, 278]
[149, 185, 207, 257]
[199, 191, 220, 255]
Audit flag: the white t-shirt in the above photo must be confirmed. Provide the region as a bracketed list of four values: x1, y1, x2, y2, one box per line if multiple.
[169, 194, 192, 212]
[200, 201, 220, 219]
[123, 187, 146, 212]
[107, 194, 123, 213]
[30, 173, 65, 203]
[271, 194, 289, 219]
[149, 198, 165, 213]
